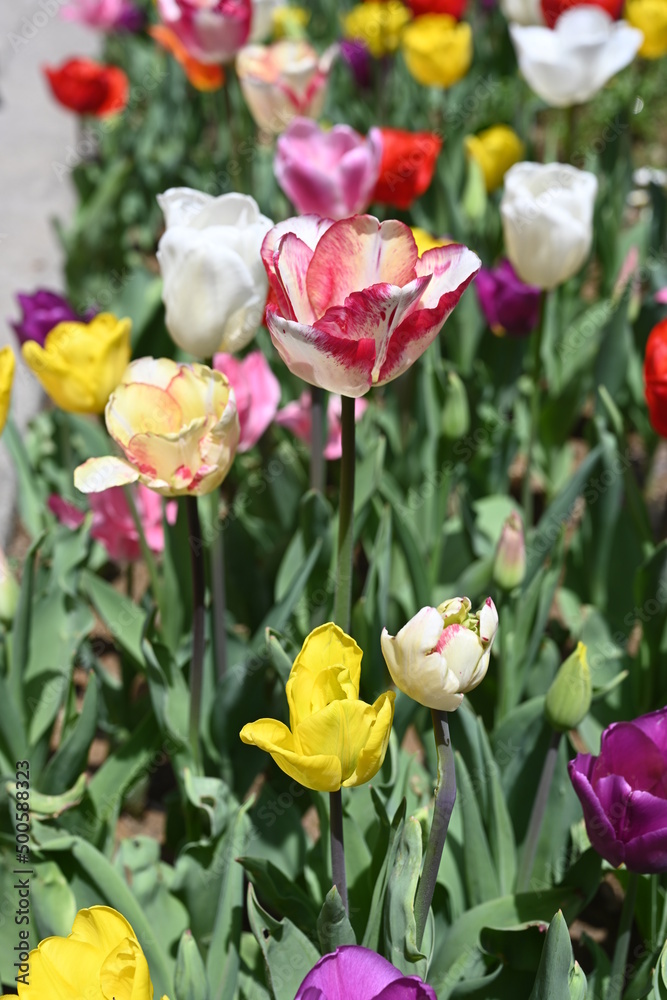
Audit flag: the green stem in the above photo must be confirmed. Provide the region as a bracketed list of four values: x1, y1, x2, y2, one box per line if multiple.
[606, 871, 639, 1000]
[516, 729, 562, 892]
[186, 496, 205, 771]
[123, 486, 164, 613]
[564, 103, 577, 164]
[329, 789, 348, 913]
[310, 386, 325, 493]
[333, 396, 356, 633]
[522, 291, 548, 528]
[414, 711, 456, 949]
[209, 490, 228, 681]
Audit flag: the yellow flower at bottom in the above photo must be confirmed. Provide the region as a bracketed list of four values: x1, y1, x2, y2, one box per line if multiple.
[1, 906, 166, 1000]
[625, 0, 667, 58]
[411, 227, 454, 255]
[22, 313, 131, 414]
[464, 125, 525, 193]
[240, 623, 395, 791]
[0, 347, 15, 436]
[401, 15, 472, 88]
[342, 1, 412, 58]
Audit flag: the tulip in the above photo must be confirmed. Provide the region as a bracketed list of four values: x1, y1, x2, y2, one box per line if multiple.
[0, 547, 19, 624]
[275, 391, 368, 459]
[61, 0, 145, 32]
[156, 188, 273, 358]
[155, 0, 251, 64]
[644, 318, 667, 436]
[249, 0, 281, 41]
[240, 623, 395, 791]
[410, 227, 452, 254]
[475, 259, 541, 336]
[500, 162, 598, 290]
[274, 118, 383, 220]
[541, 0, 623, 26]
[381, 596, 498, 711]
[213, 350, 281, 451]
[11, 289, 88, 348]
[401, 15, 473, 88]
[568, 706, 667, 873]
[48, 495, 87, 529]
[408, 0, 467, 16]
[22, 313, 131, 414]
[509, 8, 642, 108]
[625, 0, 667, 57]
[464, 125, 524, 193]
[236, 41, 336, 135]
[149, 25, 225, 91]
[295, 946, 437, 999]
[544, 642, 591, 731]
[44, 58, 129, 116]
[74, 357, 239, 497]
[492, 510, 526, 589]
[261, 214, 480, 396]
[500, 0, 544, 23]
[441, 370, 470, 439]
[373, 128, 442, 209]
[272, 5, 310, 39]
[0, 347, 16, 438]
[342, 1, 413, 58]
[339, 39, 373, 88]
[1, 906, 162, 1000]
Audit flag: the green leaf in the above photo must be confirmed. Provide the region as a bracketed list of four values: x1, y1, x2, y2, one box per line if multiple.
[317, 886, 357, 953]
[455, 753, 501, 906]
[41, 675, 98, 794]
[361, 799, 406, 953]
[528, 910, 580, 1000]
[239, 856, 318, 931]
[476, 719, 517, 895]
[142, 627, 189, 751]
[383, 816, 428, 977]
[31, 860, 77, 939]
[80, 569, 146, 666]
[2, 419, 46, 537]
[87, 712, 164, 824]
[175, 931, 209, 1000]
[7, 773, 87, 818]
[247, 885, 320, 1000]
[654, 936, 667, 1000]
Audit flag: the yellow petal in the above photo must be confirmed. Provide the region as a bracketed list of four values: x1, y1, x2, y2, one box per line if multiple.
[0, 346, 15, 436]
[464, 125, 524, 193]
[107, 382, 185, 445]
[240, 718, 342, 791]
[401, 15, 472, 89]
[74, 456, 141, 493]
[294, 699, 376, 783]
[344, 690, 395, 787]
[287, 623, 362, 728]
[100, 937, 153, 1000]
[342, 1, 412, 58]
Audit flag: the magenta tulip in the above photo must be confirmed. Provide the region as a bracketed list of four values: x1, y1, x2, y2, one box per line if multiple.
[568, 706, 667, 874]
[475, 260, 541, 337]
[295, 946, 436, 999]
[275, 390, 367, 459]
[11, 289, 86, 348]
[156, 0, 251, 63]
[213, 350, 281, 452]
[274, 118, 382, 221]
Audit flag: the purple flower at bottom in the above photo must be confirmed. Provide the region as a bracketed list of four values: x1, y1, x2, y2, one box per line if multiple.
[475, 259, 541, 338]
[11, 290, 85, 348]
[295, 946, 436, 1000]
[340, 40, 373, 89]
[568, 706, 667, 874]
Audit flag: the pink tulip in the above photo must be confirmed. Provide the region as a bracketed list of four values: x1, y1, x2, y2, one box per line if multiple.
[48, 494, 86, 529]
[275, 391, 368, 459]
[156, 0, 251, 64]
[213, 350, 281, 451]
[262, 214, 481, 397]
[274, 118, 383, 221]
[61, 0, 144, 31]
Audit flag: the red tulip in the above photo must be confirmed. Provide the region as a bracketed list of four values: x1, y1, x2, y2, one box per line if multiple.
[644, 318, 667, 436]
[44, 58, 129, 116]
[540, 0, 623, 27]
[372, 128, 442, 210]
[407, 0, 467, 17]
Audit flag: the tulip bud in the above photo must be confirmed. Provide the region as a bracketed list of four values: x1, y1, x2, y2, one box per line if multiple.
[544, 643, 592, 732]
[441, 371, 470, 440]
[174, 930, 208, 1000]
[493, 511, 526, 590]
[0, 548, 19, 624]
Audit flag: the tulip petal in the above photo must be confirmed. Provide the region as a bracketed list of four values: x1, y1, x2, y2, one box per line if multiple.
[240, 718, 343, 791]
[295, 699, 376, 783]
[568, 757, 625, 868]
[594, 721, 667, 796]
[345, 691, 395, 787]
[75, 456, 140, 493]
[157, 186, 215, 228]
[107, 382, 185, 446]
[287, 623, 363, 727]
[274, 233, 321, 324]
[623, 827, 667, 875]
[100, 937, 153, 1000]
[295, 946, 405, 1000]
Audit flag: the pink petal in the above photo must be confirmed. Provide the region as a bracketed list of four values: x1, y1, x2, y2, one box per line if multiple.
[323, 396, 368, 460]
[275, 392, 312, 442]
[48, 494, 87, 529]
[236, 351, 281, 450]
[262, 216, 334, 320]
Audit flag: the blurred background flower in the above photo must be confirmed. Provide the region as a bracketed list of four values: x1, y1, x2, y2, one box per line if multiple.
[44, 58, 129, 116]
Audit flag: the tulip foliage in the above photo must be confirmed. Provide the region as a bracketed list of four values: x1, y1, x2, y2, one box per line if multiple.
[4, 0, 667, 999]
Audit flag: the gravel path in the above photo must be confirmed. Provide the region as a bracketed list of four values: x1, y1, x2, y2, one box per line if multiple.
[0, 1, 97, 545]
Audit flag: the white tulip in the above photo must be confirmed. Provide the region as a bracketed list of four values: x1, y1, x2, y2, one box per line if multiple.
[500, 0, 544, 26]
[157, 189, 273, 359]
[380, 597, 498, 712]
[510, 7, 643, 108]
[500, 161, 598, 289]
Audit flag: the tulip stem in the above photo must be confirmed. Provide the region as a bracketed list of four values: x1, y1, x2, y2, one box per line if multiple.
[516, 729, 562, 892]
[606, 871, 639, 1000]
[123, 486, 164, 615]
[186, 495, 205, 771]
[310, 386, 325, 493]
[521, 290, 547, 527]
[210, 490, 228, 681]
[329, 789, 348, 913]
[334, 396, 356, 633]
[414, 711, 456, 950]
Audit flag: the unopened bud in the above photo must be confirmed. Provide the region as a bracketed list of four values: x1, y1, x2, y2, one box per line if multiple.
[492, 511, 525, 590]
[441, 370, 470, 440]
[544, 643, 592, 732]
[0, 548, 19, 624]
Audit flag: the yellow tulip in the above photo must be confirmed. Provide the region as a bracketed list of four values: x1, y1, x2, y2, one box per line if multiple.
[342, 1, 412, 58]
[625, 0, 667, 58]
[0, 347, 15, 436]
[410, 227, 453, 255]
[240, 623, 395, 792]
[75, 357, 239, 497]
[402, 14, 472, 88]
[22, 313, 131, 414]
[272, 5, 310, 38]
[464, 124, 525, 193]
[1, 905, 166, 1000]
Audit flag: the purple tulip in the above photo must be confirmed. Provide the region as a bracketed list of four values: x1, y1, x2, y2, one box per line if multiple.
[475, 259, 541, 337]
[340, 39, 373, 89]
[274, 118, 382, 221]
[295, 946, 436, 999]
[11, 290, 85, 348]
[568, 706, 667, 874]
